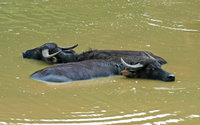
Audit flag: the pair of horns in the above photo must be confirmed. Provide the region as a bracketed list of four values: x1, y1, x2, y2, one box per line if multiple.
[42, 44, 78, 58]
[121, 51, 156, 68]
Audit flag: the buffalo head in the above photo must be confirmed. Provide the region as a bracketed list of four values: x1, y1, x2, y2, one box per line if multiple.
[120, 52, 175, 82]
[22, 43, 78, 64]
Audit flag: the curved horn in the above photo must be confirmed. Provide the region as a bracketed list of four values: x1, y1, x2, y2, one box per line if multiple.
[42, 49, 61, 58]
[144, 51, 156, 60]
[121, 58, 143, 68]
[59, 44, 78, 50]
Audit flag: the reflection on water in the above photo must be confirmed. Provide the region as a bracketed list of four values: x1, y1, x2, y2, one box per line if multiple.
[0, 0, 200, 124]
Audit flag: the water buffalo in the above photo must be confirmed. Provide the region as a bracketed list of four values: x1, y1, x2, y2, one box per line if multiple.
[30, 52, 175, 82]
[22, 43, 167, 65]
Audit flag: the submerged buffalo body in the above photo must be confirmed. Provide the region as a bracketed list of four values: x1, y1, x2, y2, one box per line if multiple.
[23, 43, 175, 82]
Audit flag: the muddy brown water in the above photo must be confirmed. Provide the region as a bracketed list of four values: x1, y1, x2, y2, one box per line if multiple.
[0, 0, 200, 124]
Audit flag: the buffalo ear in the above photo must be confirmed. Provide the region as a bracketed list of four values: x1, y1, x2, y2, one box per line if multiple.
[51, 57, 58, 63]
[120, 70, 133, 77]
[141, 57, 168, 66]
[144, 51, 168, 66]
[152, 56, 168, 65]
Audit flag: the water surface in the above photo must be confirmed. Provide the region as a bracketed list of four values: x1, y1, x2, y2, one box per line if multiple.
[0, 0, 200, 124]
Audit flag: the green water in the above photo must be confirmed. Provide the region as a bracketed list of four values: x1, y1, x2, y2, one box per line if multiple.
[0, 0, 199, 124]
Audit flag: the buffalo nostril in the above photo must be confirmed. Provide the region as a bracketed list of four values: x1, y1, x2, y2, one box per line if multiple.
[167, 74, 175, 81]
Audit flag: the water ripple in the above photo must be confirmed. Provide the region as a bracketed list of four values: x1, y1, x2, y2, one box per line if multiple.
[3, 110, 199, 125]
[143, 13, 198, 32]
[154, 118, 184, 125]
[6, 110, 181, 125]
[153, 87, 186, 90]
[147, 22, 198, 32]
[28, 112, 146, 122]
[71, 111, 95, 114]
